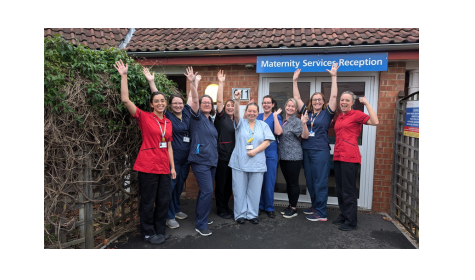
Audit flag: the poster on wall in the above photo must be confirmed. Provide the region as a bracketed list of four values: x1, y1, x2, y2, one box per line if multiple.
[403, 101, 419, 138]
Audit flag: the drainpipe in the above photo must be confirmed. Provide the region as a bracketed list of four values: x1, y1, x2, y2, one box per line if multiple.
[119, 28, 136, 49]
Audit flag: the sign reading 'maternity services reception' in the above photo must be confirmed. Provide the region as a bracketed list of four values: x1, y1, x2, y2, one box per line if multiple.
[257, 53, 388, 73]
[403, 101, 419, 138]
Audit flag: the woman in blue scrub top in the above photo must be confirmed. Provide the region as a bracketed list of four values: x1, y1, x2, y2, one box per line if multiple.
[292, 63, 340, 222]
[144, 68, 199, 229]
[229, 91, 275, 224]
[257, 95, 282, 218]
[184, 67, 218, 237]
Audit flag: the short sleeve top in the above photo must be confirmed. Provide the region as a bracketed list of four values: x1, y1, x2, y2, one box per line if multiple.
[228, 119, 275, 172]
[278, 115, 303, 161]
[257, 113, 282, 160]
[165, 104, 192, 165]
[333, 109, 370, 164]
[186, 107, 219, 167]
[300, 105, 335, 151]
[214, 108, 236, 162]
[131, 107, 173, 174]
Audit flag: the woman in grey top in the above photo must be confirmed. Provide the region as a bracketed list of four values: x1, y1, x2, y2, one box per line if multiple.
[278, 98, 309, 218]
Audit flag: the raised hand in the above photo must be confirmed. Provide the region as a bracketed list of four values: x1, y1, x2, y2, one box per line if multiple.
[217, 70, 225, 83]
[114, 60, 128, 76]
[248, 98, 254, 105]
[273, 108, 282, 117]
[293, 68, 301, 81]
[234, 90, 241, 101]
[184, 67, 197, 83]
[196, 74, 202, 82]
[359, 96, 368, 105]
[301, 110, 309, 124]
[143, 67, 154, 82]
[326, 63, 340, 76]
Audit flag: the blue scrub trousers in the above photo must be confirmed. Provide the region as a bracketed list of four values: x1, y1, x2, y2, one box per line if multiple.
[303, 149, 330, 217]
[191, 163, 216, 230]
[167, 162, 190, 219]
[232, 169, 264, 220]
[259, 157, 278, 212]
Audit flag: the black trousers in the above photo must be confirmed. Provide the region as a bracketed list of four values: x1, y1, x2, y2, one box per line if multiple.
[138, 172, 171, 237]
[334, 161, 360, 227]
[214, 159, 233, 214]
[280, 160, 302, 207]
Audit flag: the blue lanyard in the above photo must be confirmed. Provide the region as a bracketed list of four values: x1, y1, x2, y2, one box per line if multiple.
[309, 111, 321, 132]
[247, 121, 255, 143]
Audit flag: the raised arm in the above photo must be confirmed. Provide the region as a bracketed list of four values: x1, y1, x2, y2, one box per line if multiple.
[143, 67, 158, 93]
[292, 69, 305, 111]
[273, 108, 283, 135]
[216, 70, 226, 113]
[359, 96, 379, 126]
[233, 90, 241, 125]
[184, 67, 199, 113]
[114, 60, 136, 116]
[326, 63, 340, 112]
[300, 110, 309, 139]
[187, 74, 201, 106]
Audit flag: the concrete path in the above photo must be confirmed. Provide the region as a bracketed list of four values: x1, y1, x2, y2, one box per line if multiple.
[105, 199, 416, 249]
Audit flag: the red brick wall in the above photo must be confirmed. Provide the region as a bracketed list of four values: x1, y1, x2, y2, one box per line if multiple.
[372, 61, 406, 213]
[184, 65, 259, 199]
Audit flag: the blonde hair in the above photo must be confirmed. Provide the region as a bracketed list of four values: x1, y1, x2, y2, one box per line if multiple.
[284, 98, 298, 117]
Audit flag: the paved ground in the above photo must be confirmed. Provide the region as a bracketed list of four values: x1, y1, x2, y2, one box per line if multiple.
[105, 199, 416, 249]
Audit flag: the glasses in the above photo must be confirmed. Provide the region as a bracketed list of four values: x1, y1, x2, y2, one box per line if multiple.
[312, 98, 323, 102]
[171, 102, 184, 105]
[201, 102, 212, 105]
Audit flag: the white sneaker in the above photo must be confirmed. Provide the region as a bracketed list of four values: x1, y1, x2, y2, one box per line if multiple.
[166, 219, 180, 229]
[175, 212, 188, 219]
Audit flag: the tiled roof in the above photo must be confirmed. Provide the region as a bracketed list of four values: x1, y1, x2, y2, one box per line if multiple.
[126, 28, 419, 52]
[44, 28, 129, 50]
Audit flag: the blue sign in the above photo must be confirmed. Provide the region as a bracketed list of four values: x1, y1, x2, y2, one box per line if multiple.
[257, 53, 388, 73]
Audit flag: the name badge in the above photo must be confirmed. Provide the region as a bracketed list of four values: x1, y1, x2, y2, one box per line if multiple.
[159, 142, 167, 148]
[246, 144, 253, 150]
[183, 136, 190, 143]
[309, 132, 315, 137]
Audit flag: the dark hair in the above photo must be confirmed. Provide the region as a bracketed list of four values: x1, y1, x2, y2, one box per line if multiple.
[150, 91, 167, 111]
[307, 92, 327, 112]
[245, 102, 259, 113]
[199, 94, 216, 116]
[262, 95, 277, 112]
[224, 99, 234, 107]
[167, 93, 185, 112]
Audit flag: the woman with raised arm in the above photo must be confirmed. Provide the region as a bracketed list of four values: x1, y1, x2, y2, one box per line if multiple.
[332, 93, 379, 231]
[257, 96, 282, 218]
[229, 91, 275, 224]
[114, 60, 176, 246]
[143, 68, 201, 230]
[213, 70, 235, 219]
[278, 97, 305, 219]
[292, 63, 339, 222]
[183, 67, 218, 236]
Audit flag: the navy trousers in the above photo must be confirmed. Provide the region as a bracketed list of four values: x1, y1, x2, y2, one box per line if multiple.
[334, 161, 360, 227]
[303, 149, 330, 217]
[167, 162, 190, 219]
[259, 157, 278, 212]
[191, 163, 216, 230]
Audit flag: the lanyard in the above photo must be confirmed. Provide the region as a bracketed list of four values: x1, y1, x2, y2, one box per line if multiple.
[309, 110, 321, 132]
[153, 117, 167, 142]
[247, 121, 255, 143]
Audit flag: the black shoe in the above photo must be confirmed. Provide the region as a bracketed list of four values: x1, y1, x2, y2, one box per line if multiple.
[339, 224, 358, 231]
[267, 211, 275, 218]
[250, 218, 259, 224]
[283, 207, 298, 218]
[218, 211, 233, 219]
[280, 205, 291, 215]
[195, 228, 212, 236]
[236, 217, 245, 224]
[144, 234, 165, 245]
[332, 216, 346, 225]
[259, 208, 266, 215]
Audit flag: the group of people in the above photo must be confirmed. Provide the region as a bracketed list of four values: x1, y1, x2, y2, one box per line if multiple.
[114, 60, 379, 245]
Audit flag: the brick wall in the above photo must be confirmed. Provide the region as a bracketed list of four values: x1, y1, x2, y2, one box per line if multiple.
[184, 65, 259, 199]
[372, 61, 406, 213]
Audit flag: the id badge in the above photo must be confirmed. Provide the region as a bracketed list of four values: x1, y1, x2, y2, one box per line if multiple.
[183, 136, 190, 143]
[309, 132, 315, 137]
[159, 142, 167, 148]
[246, 144, 253, 150]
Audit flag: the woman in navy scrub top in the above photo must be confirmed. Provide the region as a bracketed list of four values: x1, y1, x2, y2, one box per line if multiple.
[292, 63, 340, 222]
[144, 68, 198, 229]
[257, 95, 282, 218]
[114, 60, 176, 246]
[184, 67, 218, 237]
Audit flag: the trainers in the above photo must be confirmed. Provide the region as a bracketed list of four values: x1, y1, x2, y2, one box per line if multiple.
[306, 213, 328, 221]
[144, 234, 165, 245]
[175, 212, 188, 219]
[283, 207, 298, 218]
[195, 228, 212, 236]
[339, 224, 358, 231]
[303, 206, 316, 215]
[280, 205, 291, 215]
[166, 219, 180, 229]
[218, 212, 232, 219]
[208, 220, 214, 225]
[332, 216, 346, 225]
